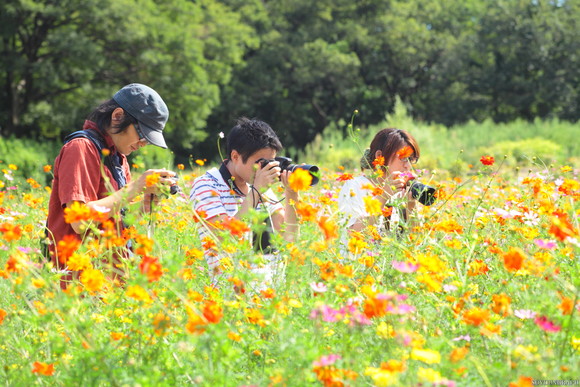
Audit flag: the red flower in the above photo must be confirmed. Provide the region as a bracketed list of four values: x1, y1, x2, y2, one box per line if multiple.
[480, 155, 495, 166]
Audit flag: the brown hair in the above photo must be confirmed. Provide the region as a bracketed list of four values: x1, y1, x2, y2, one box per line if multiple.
[361, 128, 420, 170]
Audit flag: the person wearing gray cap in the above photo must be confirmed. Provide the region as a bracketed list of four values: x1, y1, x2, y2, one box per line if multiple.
[45, 83, 177, 289]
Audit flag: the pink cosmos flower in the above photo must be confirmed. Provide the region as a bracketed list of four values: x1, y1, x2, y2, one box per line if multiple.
[444, 284, 458, 292]
[310, 282, 328, 293]
[313, 354, 341, 367]
[534, 316, 561, 333]
[392, 260, 419, 273]
[534, 239, 557, 250]
[309, 305, 339, 323]
[452, 335, 471, 342]
[386, 303, 416, 315]
[514, 309, 537, 319]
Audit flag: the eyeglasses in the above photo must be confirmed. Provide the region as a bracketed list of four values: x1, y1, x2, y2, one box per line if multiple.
[134, 122, 151, 145]
[401, 156, 419, 164]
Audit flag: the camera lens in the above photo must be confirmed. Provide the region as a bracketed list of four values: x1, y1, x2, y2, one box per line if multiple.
[409, 182, 436, 206]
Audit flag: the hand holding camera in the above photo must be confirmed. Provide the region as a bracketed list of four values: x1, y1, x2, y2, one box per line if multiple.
[257, 156, 319, 186]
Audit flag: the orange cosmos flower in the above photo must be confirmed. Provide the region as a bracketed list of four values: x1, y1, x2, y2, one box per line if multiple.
[449, 346, 469, 363]
[397, 146, 414, 159]
[462, 307, 490, 326]
[288, 168, 313, 191]
[202, 236, 217, 251]
[372, 155, 385, 168]
[145, 173, 160, 187]
[295, 202, 319, 221]
[317, 216, 338, 241]
[134, 234, 154, 256]
[336, 173, 354, 181]
[480, 155, 495, 166]
[491, 293, 511, 316]
[202, 300, 223, 324]
[509, 376, 534, 387]
[558, 178, 579, 197]
[549, 213, 577, 241]
[502, 247, 526, 272]
[434, 219, 463, 234]
[80, 268, 106, 292]
[152, 312, 171, 336]
[467, 259, 489, 277]
[43, 165, 52, 173]
[195, 159, 205, 166]
[177, 163, 185, 170]
[382, 206, 393, 217]
[227, 331, 242, 342]
[260, 288, 276, 299]
[110, 332, 125, 341]
[221, 216, 251, 237]
[32, 362, 55, 376]
[0, 309, 7, 325]
[363, 294, 388, 319]
[0, 222, 22, 242]
[185, 313, 207, 334]
[56, 234, 81, 265]
[245, 308, 266, 327]
[558, 294, 574, 315]
[126, 284, 153, 304]
[139, 256, 163, 282]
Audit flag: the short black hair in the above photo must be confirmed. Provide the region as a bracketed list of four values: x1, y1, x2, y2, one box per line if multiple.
[86, 98, 138, 134]
[225, 117, 283, 162]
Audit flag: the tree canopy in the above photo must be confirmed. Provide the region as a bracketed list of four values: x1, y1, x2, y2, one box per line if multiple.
[1, 0, 578, 162]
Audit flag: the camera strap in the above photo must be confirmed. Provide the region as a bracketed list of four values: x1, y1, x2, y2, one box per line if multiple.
[219, 160, 246, 197]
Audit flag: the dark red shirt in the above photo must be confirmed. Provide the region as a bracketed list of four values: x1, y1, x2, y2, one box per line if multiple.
[47, 120, 131, 269]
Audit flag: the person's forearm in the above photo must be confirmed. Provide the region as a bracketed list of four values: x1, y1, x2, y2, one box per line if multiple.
[282, 191, 299, 242]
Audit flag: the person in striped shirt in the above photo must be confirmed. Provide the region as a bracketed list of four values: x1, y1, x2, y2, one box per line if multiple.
[189, 117, 299, 290]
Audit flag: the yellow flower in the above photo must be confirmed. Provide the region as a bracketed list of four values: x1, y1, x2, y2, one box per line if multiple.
[288, 168, 312, 191]
[66, 252, 93, 271]
[126, 285, 153, 304]
[410, 348, 441, 364]
[80, 268, 106, 292]
[417, 367, 442, 383]
[363, 196, 382, 216]
[376, 322, 395, 339]
[195, 159, 205, 166]
[364, 367, 398, 386]
[227, 331, 242, 342]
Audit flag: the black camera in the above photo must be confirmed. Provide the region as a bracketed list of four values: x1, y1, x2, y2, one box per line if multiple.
[258, 156, 319, 186]
[408, 181, 437, 206]
[169, 177, 181, 195]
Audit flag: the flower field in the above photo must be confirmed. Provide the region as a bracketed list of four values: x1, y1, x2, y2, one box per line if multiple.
[0, 157, 578, 386]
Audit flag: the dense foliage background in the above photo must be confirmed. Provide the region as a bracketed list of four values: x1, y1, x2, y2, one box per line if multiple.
[1, 0, 579, 163]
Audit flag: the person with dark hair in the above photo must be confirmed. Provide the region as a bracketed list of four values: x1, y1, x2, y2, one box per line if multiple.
[46, 83, 177, 288]
[189, 117, 299, 288]
[338, 128, 424, 234]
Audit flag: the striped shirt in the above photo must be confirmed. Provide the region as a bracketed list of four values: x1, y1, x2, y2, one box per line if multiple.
[189, 167, 283, 276]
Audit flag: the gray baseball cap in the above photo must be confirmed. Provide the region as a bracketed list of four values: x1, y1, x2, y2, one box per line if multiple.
[113, 83, 169, 149]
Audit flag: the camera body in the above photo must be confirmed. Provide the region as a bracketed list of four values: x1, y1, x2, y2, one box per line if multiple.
[408, 181, 436, 206]
[258, 156, 320, 186]
[169, 177, 181, 195]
